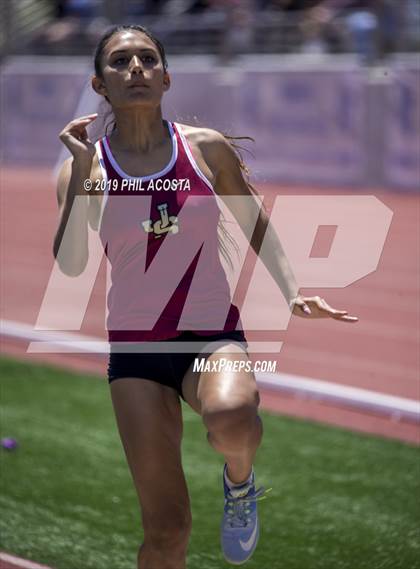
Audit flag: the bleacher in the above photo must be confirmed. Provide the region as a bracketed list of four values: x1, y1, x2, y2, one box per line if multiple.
[1, 0, 419, 59]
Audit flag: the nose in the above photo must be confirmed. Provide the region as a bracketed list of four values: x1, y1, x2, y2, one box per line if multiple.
[129, 55, 142, 74]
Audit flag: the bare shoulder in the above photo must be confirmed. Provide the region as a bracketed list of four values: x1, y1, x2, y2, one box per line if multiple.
[178, 123, 225, 144]
[176, 123, 255, 198]
[176, 123, 235, 172]
[178, 123, 228, 152]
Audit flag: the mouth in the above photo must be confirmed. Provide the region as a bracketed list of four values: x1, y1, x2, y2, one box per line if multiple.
[128, 83, 149, 90]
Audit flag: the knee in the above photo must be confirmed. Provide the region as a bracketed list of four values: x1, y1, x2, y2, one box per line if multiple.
[202, 392, 260, 444]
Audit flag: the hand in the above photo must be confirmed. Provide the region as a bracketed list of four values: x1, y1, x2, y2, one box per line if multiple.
[59, 114, 98, 163]
[290, 295, 358, 323]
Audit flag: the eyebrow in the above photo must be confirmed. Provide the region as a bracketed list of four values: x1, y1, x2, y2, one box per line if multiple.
[109, 48, 157, 57]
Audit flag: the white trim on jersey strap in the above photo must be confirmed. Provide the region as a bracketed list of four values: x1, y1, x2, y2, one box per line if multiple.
[94, 138, 109, 226]
[173, 122, 215, 193]
[174, 122, 225, 214]
[101, 120, 178, 181]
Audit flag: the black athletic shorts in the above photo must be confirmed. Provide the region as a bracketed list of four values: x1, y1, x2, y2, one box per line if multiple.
[107, 329, 249, 400]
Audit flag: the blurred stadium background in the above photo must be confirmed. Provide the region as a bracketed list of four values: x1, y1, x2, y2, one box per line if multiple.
[1, 0, 419, 188]
[0, 1, 419, 568]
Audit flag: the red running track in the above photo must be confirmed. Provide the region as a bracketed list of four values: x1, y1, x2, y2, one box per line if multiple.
[1, 168, 419, 444]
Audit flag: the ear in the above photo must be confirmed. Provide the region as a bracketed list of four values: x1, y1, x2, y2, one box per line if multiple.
[92, 75, 108, 98]
[163, 71, 171, 93]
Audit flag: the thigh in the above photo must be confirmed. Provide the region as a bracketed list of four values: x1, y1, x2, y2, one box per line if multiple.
[110, 378, 190, 530]
[181, 342, 260, 415]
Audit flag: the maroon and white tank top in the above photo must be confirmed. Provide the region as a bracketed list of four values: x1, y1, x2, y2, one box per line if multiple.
[95, 120, 242, 342]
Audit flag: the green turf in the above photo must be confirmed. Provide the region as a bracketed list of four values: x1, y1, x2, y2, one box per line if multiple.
[0, 355, 419, 569]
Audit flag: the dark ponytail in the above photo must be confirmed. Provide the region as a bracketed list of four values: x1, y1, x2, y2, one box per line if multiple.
[218, 134, 267, 271]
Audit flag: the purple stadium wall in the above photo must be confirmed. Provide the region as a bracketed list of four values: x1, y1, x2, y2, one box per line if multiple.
[1, 57, 418, 189]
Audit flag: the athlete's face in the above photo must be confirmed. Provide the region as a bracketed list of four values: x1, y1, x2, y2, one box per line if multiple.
[92, 31, 170, 109]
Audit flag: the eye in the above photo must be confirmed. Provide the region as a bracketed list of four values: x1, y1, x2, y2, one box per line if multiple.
[142, 55, 157, 64]
[114, 56, 128, 65]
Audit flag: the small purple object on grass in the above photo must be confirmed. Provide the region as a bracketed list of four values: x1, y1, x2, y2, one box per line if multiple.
[1, 437, 18, 450]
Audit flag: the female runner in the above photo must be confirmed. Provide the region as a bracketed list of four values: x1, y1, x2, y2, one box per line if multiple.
[54, 24, 358, 569]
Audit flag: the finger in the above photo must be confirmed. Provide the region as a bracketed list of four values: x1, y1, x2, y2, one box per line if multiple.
[75, 113, 98, 121]
[61, 123, 89, 137]
[77, 115, 98, 123]
[303, 296, 321, 303]
[70, 126, 91, 140]
[291, 299, 311, 315]
[62, 128, 87, 142]
[300, 303, 311, 315]
[69, 120, 97, 133]
[307, 297, 331, 311]
[59, 131, 90, 149]
[312, 299, 334, 313]
[67, 115, 98, 129]
[335, 314, 359, 322]
[317, 299, 348, 315]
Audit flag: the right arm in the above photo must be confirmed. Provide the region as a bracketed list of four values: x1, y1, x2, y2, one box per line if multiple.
[53, 114, 98, 276]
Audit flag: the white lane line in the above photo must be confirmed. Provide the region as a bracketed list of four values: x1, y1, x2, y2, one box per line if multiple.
[0, 319, 283, 353]
[1, 319, 419, 422]
[0, 319, 103, 344]
[257, 372, 420, 422]
[0, 552, 54, 569]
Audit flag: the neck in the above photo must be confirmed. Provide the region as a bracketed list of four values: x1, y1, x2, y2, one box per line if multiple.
[110, 107, 168, 152]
